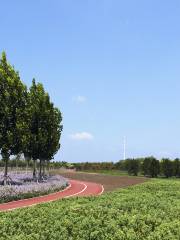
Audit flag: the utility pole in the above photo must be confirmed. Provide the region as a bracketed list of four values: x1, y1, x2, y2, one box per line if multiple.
[123, 136, 126, 160]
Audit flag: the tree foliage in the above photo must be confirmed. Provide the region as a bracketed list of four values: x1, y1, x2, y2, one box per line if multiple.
[0, 52, 63, 183]
[161, 158, 174, 178]
[173, 158, 180, 177]
[126, 159, 140, 176]
[142, 156, 160, 177]
[25, 80, 63, 179]
[0, 52, 27, 183]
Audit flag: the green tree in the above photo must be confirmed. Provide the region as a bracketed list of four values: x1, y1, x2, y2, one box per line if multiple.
[38, 95, 62, 180]
[142, 156, 160, 177]
[173, 158, 180, 177]
[26, 79, 63, 180]
[161, 158, 173, 178]
[148, 157, 160, 178]
[25, 79, 46, 179]
[142, 157, 151, 176]
[126, 159, 140, 176]
[0, 52, 27, 184]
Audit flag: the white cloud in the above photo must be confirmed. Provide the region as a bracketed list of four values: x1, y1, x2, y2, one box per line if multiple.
[69, 132, 94, 141]
[73, 95, 86, 103]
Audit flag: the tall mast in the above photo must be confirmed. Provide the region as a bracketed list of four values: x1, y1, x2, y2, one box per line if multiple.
[123, 136, 126, 160]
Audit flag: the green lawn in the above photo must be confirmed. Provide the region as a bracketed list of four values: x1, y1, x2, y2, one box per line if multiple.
[79, 169, 145, 177]
[0, 179, 180, 240]
[80, 169, 129, 176]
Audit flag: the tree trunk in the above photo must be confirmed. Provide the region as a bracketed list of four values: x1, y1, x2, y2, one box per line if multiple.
[47, 160, 50, 176]
[16, 158, 18, 174]
[24, 153, 30, 174]
[2, 151, 10, 185]
[42, 160, 46, 178]
[39, 159, 42, 181]
[26, 160, 29, 174]
[33, 159, 36, 179]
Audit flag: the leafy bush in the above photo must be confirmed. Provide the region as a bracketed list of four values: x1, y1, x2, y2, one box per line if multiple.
[0, 180, 180, 239]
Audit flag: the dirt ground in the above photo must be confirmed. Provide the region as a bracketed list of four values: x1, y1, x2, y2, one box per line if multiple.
[53, 171, 148, 192]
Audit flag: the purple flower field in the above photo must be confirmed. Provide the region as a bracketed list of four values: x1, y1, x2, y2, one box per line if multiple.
[0, 172, 68, 203]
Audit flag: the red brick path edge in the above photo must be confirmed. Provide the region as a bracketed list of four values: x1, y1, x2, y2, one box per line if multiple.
[0, 180, 104, 212]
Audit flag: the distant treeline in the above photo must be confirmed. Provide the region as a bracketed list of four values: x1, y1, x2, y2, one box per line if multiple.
[2, 157, 180, 178]
[0, 158, 74, 170]
[74, 157, 180, 178]
[74, 162, 115, 171]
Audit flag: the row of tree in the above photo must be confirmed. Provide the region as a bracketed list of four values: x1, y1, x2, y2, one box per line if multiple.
[0, 52, 63, 184]
[74, 157, 180, 178]
[124, 157, 180, 178]
[74, 162, 114, 171]
[0, 158, 74, 170]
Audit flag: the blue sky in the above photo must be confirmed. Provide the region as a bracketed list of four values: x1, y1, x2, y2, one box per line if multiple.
[1, 1, 180, 162]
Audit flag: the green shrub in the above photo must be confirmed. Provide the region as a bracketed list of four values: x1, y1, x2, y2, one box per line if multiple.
[0, 180, 180, 240]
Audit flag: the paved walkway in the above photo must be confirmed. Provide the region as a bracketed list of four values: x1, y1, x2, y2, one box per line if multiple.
[0, 179, 104, 211]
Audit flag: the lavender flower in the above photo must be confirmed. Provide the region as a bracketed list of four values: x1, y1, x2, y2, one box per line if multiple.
[0, 172, 68, 201]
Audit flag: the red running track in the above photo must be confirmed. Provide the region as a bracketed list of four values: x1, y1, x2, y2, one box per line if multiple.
[0, 180, 104, 212]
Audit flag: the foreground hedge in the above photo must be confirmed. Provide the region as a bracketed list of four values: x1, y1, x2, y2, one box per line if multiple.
[0, 180, 180, 240]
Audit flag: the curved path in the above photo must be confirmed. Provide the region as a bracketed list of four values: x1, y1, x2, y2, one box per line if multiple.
[0, 180, 104, 211]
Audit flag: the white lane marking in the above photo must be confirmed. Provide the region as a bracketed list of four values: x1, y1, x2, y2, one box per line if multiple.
[98, 185, 104, 195]
[1, 181, 102, 212]
[64, 182, 87, 198]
